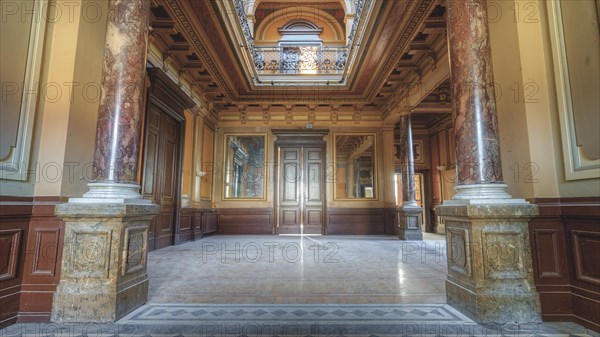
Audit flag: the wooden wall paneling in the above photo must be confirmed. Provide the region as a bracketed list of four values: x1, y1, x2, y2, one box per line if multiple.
[529, 213, 572, 321]
[529, 198, 600, 331]
[178, 208, 194, 244]
[0, 198, 33, 327]
[384, 208, 399, 235]
[566, 220, 600, 330]
[0, 226, 25, 328]
[193, 209, 203, 240]
[217, 208, 272, 235]
[0, 197, 64, 327]
[18, 198, 64, 323]
[202, 210, 218, 235]
[327, 208, 386, 235]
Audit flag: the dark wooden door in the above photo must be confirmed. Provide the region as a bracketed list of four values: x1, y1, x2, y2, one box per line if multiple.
[142, 106, 161, 251]
[156, 113, 179, 248]
[277, 146, 324, 234]
[303, 147, 324, 234]
[142, 104, 181, 251]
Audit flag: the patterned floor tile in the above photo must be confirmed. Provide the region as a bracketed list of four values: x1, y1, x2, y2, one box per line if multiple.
[118, 303, 474, 325]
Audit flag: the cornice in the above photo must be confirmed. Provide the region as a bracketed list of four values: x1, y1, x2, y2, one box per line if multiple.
[164, 0, 237, 101]
[365, 0, 436, 102]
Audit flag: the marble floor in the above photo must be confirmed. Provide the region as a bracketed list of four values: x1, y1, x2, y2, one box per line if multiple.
[3, 234, 598, 336]
[147, 234, 448, 304]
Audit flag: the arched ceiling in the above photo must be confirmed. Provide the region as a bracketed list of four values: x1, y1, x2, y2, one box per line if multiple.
[254, 6, 345, 45]
[246, 0, 355, 16]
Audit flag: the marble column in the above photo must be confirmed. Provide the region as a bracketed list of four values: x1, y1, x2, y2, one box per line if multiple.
[84, 0, 152, 201]
[397, 115, 423, 240]
[52, 0, 159, 322]
[447, 0, 512, 201]
[436, 0, 540, 324]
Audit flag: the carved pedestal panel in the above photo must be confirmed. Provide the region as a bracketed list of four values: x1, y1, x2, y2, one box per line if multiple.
[436, 204, 541, 324]
[52, 203, 159, 322]
[398, 204, 423, 240]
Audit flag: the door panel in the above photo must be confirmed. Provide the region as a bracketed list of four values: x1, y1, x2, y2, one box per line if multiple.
[142, 108, 161, 250]
[303, 147, 324, 234]
[276, 145, 324, 235]
[142, 105, 181, 251]
[156, 113, 179, 249]
[160, 115, 178, 205]
[278, 148, 302, 234]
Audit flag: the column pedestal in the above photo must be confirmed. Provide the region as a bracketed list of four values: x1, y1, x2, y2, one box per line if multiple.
[398, 203, 423, 240]
[436, 203, 541, 323]
[52, 203, 159, 322]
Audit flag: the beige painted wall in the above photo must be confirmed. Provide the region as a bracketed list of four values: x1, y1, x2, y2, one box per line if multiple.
[488, 0, 536, 199]
[543, 1, 600, 197]
[0, 0, 34, 160]
[61, 0, 108, 197]
[1, 0, 88, 196]
[488, 0, 599, 198]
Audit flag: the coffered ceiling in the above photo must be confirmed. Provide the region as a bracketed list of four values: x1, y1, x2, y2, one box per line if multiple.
[148, 0, 451, 126]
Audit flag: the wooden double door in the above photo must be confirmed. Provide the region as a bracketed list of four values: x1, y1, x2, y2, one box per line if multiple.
[142, 103, 182, 251]
[276, 144, 325, 235]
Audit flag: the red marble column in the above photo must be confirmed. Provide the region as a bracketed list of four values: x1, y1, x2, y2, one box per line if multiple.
[447, 0, 503, 187]
[91, 0, 150, 185]
[398, 115, 416, 205]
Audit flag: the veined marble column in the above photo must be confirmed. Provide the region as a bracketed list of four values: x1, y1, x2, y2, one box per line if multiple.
[82, 0, 152, 201]
[436, 0, 540, 324]
[447, 0, 514, 202]
[397, 115, 423, 240]
[53, 0, 159, 323]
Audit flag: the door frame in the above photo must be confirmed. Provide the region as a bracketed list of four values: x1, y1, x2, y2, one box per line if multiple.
[272, 129, 329, 235]
[141, 68, 194, 249]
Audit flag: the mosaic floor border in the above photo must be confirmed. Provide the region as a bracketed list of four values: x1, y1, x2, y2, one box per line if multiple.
[119, 303, 474, 324]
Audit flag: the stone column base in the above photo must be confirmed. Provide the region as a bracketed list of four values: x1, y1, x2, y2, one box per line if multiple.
[436, 203, 541, 324]
[52, 203, 159, 322]
[398, 204, 423, 240]
[446, 280, 542, 323]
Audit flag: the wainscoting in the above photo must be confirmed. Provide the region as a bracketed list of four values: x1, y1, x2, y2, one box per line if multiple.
[327, 208, 394, 235]
[213, 208, 399, 235]
[0, 197, 64, 327]
[385, 208, 400, 236]
[529, 197, 600, 332]
[176, 208, 218, 244]
[217, 208, 274, 235]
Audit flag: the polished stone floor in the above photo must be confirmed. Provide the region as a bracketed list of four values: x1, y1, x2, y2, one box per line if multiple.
[3, 234, 598, 336]
[147, 234, 448, 304]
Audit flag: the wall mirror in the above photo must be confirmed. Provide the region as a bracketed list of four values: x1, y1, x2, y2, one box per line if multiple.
[223, 134, 266, 199]
[334, 133, 377, 199]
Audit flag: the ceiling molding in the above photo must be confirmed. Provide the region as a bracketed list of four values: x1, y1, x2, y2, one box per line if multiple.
[164, 0, 238, 101]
